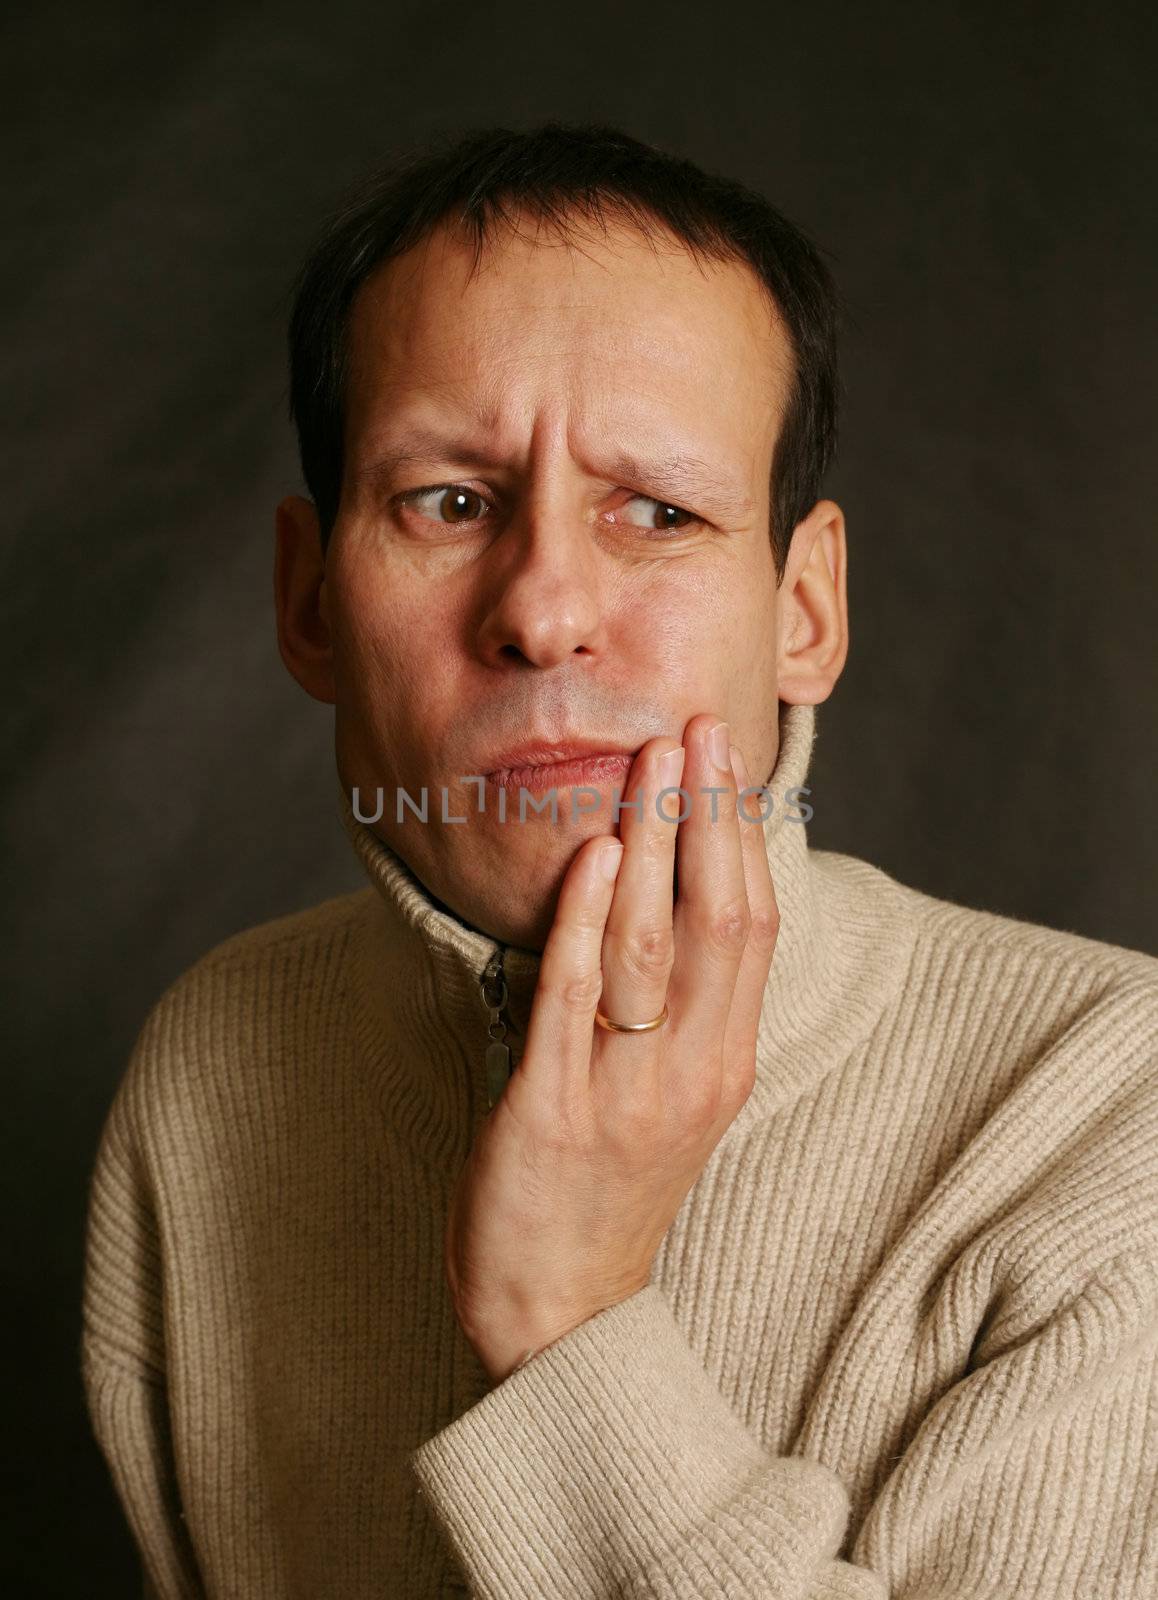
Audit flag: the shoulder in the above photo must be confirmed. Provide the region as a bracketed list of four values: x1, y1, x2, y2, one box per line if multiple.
[817, 845, 1158, 1208]
[812, 845, 1158, 1100]
[817, 844, 1158, 1043]
[915, 875, 1158, 991]
[106, 887, 377, 1147]
[905, 873, 1158, 1084]
[828, 859, 1158, 1341]
[175, 885, 373, 979]
[818, 842, 1156, 984]
[139, 884, 373, 1030]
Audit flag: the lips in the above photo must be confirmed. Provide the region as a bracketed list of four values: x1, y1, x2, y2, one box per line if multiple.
[481, 741, 638, 791]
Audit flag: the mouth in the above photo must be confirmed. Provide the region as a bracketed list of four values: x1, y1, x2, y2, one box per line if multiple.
[484, 751, 637, 792]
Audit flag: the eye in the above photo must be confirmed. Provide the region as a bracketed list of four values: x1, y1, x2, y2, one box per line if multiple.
[399, 485, 490, 524]
[619, 494, 701, 534]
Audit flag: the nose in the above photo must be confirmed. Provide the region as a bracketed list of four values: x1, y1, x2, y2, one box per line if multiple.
[475, 502, 609, 670]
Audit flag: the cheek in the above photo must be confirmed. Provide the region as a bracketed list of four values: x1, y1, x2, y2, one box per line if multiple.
[633, 567, 768, 691]
[329, 550, 477, 773]
[330, 542, 443, 677]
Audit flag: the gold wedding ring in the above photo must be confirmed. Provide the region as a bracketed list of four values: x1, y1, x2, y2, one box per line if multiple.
[594, 1003, 670, 1034]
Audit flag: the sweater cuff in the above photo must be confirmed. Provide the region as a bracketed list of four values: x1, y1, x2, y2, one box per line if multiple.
[408, 1283, 851, 1599]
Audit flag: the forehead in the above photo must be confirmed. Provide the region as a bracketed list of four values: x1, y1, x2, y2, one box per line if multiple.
[342, 211, 793, 473]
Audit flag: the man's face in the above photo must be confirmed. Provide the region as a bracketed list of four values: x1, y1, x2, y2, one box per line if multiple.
[322, 213, 797, 949]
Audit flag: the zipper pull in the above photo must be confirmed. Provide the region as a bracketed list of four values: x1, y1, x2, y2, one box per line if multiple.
[481, 947, 512, 1111]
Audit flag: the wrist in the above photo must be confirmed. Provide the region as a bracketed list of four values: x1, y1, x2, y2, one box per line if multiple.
[477, 1315, 585, 1385]
[483, 1331, 560, 1385]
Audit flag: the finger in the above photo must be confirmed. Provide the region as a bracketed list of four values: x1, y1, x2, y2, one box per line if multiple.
[721, 743, 779, 1090]
[595, 739, 685, 1083]
[518, 836, 624, 1103]
[668, 717, 751, 1076]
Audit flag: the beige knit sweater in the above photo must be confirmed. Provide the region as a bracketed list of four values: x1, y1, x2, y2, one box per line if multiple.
[82, 702, 1158, 1599]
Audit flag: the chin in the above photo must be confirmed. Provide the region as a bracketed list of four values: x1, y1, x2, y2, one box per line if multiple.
[466, 891, 552, 953]
[412, 841, 537, 942]
[430, 814, 608, 945]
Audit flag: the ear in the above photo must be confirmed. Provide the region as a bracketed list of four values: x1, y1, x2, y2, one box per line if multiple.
[274, 495, 337, 705]
[775, 498, 849, 705]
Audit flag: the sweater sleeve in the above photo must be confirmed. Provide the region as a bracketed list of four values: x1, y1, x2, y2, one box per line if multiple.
[849, 1245, 1158, 1596]
[81, 1063, 206, 1600]
[409, 1284, 886, 1598]
[408, 1260, 1158, 1599]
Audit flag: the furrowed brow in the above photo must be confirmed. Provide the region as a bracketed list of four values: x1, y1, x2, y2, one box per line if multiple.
[353, 428, 506, 483]
[352, 434, 757, 525]
[608, 451, 755, 524]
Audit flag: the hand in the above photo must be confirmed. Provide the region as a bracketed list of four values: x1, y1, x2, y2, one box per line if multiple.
[443, 713, 780, 1385]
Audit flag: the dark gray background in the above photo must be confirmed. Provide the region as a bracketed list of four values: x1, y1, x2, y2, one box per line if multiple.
[6, 1, 1156, 1590]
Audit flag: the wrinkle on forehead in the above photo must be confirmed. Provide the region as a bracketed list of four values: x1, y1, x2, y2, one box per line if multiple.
[343, 207, 795, 481]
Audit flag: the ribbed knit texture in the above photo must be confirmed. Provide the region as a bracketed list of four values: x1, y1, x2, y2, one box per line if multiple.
[82, 701, 1158, 1598]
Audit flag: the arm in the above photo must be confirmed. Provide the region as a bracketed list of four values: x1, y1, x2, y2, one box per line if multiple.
[83, 1352, 204, 1600]
[411, 1282, 884, 1598]
[851, 1245, 1158, 1596]
[82, 1058, 206, 1600]
[410, 1254, 1158, 1599]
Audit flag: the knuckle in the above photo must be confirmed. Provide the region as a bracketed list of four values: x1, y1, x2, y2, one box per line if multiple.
[609, 1097, 661, 1151]
[551, 967, 605, 1014]
[703, 898, 751, 955]
[597, 1085, 662, 1150]
[725, 1051, 758, 1108]
[538, 1096, 596, 1156]
[748, 902, 780, 951]
[617, 923, 675, 982]
[670, 1074, 724, 1133]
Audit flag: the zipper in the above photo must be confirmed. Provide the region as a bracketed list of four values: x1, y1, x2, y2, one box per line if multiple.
[480, 946, 513, 1111]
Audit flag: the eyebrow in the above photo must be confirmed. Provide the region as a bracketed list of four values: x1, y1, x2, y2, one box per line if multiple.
[606, 451, 756, 524]
[354, 431, 758, 525]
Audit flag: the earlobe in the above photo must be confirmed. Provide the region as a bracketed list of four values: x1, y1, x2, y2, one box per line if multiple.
[776, 499, 849, 706]
[274, 494, 337, 705]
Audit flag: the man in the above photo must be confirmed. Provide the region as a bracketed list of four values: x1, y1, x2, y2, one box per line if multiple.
[82, 122, 1158, 1598]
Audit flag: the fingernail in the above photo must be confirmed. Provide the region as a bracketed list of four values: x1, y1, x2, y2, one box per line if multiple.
[658, 745, 686, 789]
[708, 721, 730, 771]
[599, 842, 624, 881]
[730, 745, 749, 787]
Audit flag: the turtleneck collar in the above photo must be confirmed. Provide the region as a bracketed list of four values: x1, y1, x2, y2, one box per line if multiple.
[339, 703, 919, 1170]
